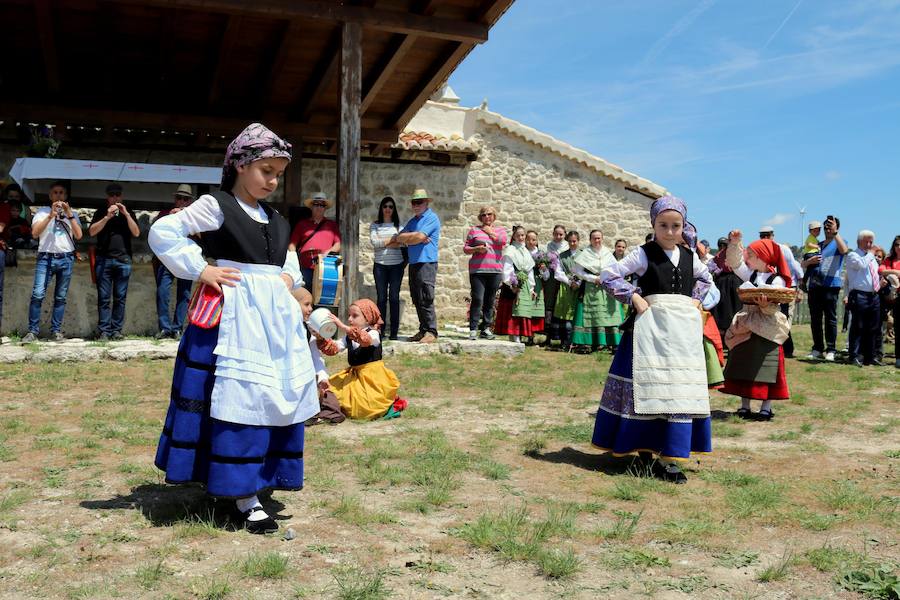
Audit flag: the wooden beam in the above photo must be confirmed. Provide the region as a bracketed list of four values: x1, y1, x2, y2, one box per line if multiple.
[0, 103, 399, 144]
[336, 21, 362, 314]
[291, 30, 341, 122]
[261, 19, 301, 108]
[387, 41, 472, 130]
[360, 0, 441, 116]
[106, 0, 489, 44]
[156, 8, 179, 108]
[283, 144, 302, 211]
[34, 0, 61, 94]
[207, 15, 243, 107]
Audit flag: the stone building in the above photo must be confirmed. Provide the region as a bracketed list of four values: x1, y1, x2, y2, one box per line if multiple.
[0, 88, 666, 336]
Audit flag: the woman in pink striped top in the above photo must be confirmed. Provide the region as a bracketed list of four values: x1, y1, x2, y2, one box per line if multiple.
[464, 205, 508, 340]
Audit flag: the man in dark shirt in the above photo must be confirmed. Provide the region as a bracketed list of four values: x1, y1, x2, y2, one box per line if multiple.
[89, 183, 141, 340]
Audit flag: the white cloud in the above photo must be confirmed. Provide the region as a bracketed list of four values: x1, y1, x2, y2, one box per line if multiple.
[764, 213, 796, 226]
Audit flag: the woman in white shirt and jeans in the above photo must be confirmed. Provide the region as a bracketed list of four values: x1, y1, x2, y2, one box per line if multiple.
[370, 196, 405, 340]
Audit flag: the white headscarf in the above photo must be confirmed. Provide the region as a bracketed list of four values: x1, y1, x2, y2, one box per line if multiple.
[504, 241, 535, 271]
[574, 243, 615, 274]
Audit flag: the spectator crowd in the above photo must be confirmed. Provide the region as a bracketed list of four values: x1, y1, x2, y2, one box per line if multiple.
[0, 179, 897, 369]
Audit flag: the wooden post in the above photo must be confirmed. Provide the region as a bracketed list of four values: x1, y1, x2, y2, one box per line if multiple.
[336, 21, 361, 317]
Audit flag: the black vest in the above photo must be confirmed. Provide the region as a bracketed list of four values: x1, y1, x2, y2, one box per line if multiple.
[637, 241, 694, 297]
[347, 329, 383, 366]
[200, 191, 290, 265]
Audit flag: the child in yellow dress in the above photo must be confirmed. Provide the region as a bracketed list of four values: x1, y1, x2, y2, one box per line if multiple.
[317, 299, 402, 420]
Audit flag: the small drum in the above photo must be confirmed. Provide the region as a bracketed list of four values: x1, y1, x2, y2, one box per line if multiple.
[313, 255, 343, 306]
[308, 307, 338, 339]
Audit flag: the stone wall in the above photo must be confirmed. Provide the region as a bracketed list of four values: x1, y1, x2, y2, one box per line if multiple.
[1, 118, 653, 336]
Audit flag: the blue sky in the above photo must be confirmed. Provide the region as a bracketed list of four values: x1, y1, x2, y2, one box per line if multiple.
[449, 0, 900, 249]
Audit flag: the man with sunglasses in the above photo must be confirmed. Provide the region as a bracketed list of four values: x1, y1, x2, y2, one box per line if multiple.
[288, 192, 341, 292]
[89, 183, 141, 340]
[393, 189, 441, 343]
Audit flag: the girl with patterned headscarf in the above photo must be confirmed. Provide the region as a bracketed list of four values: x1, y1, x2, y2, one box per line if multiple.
[720, 230, 792, 421]
[590, 195, 714, 484]
[149, 123, 320, 534]
[317, 299, 403, 420]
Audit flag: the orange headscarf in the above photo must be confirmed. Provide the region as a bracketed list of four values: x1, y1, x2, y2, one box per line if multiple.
[747, 239, 792, 287]
[352, 299, 384, 331]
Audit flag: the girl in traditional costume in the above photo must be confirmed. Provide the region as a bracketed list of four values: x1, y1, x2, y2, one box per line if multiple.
[525, 230, 551, 345]
[543, 225, 568, 345]
[494, 225, 545, 342]
[317, 299, 402, 420]
[591, 196, 713, 483]
[150, 123, 317, 534]
[571, 230, 625, 352]
[721, 231, 792, 421]
[552, 231, 581, 351]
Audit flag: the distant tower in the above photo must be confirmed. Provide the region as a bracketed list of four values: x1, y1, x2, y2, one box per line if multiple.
[479, 98, 489, 111]
[431, 84, 461, 105]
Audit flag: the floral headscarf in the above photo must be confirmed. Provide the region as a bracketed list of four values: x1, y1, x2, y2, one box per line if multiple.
[221, 123, 292, 187]
[650, 194, 697, 249]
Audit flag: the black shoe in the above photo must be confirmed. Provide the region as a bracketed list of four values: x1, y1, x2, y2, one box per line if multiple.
[243, 507, 279, 534]
[871, 358, 883, 367]
[389, 335, 399, 341]
[97, 332, 111, 341]
[110, 332, 125, 341]
[172, 330, 182, 341]
[852, 358, 864, 368]
[154, 330, 170, 340]
[407, 331, 425, 342]
[736, 407, 752, 420]
[652, 461, 688, 484]
[757, 409, 774, 421]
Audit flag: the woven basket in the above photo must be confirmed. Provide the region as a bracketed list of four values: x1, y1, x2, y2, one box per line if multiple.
[737, 287, 796, 305]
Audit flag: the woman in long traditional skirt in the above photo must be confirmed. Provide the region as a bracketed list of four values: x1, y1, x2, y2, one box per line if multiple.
[591, 196, 713, 484]
[150, 123, 319, 534]
[552, 231, 581, 351]
[494, 226, 544, 342]
[571, 230, 624, 352]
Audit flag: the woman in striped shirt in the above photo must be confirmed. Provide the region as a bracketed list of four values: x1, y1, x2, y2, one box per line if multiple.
[464, 205, 508, 340]
[370, 196, 405, 340]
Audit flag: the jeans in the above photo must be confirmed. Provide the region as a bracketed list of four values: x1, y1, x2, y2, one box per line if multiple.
[301, 266, 314, 293]
[848, 290, 880, 363]
[28, 252, 75, 334]
[468, 271, 502, 332]
[96, 256, 132, 335]
[374, 262, 405, 338]
[808, 285, 840, 353]
[155, 264, 193, 333]
[408, 262, 437, 335]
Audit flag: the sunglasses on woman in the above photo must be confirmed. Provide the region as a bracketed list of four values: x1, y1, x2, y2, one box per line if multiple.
[383, 205, 395, 210]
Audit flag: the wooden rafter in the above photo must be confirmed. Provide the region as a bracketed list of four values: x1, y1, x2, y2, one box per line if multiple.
[105, 0, 489, 44]
[34, 0, 60, 94]
[0, 103, 399, 144]
[290, 30, 341, 122]
[261, 19, 302, 109]
[207, 15, 243, 107]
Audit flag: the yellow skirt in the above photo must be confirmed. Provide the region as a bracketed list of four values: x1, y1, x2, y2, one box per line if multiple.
[329, 360, 401, 420]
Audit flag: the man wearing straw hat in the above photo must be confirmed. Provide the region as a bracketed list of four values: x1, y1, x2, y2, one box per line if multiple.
[151, 184, 196, 339]
[394, 188, 441, 343]
[288, 191, 341, 292]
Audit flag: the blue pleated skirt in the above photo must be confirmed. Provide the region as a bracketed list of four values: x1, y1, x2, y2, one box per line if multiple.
[154, 324, 305, 498]
[591, 331, 712, 461]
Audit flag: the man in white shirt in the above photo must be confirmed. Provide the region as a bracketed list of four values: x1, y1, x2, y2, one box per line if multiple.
[21, 181, 83, 343]
[845, 230, 882, 366]
[759, 226, 803, 358]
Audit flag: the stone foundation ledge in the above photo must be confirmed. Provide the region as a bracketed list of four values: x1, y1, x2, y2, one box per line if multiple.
[0, 332, 523, 363]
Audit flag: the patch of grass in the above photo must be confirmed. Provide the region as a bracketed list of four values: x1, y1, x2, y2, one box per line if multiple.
[597, 509, 642, 541]
[0, 489, 30, 517]
[478, 459, 511, 480]
[818, 481, 883, 517]
[173, 511, 223, 539]
[536, 548, 581, 579]
[332, 495, 396, 527]
[662, 575, 710, 594]
[331, 565, 393, 600]
[757, 551, 793, 583]
[725, 479, 785, 519]
[872, 418, 899, 434]
[520, 434, 547, 456]
[699, 469, 761, 487]
[240, 551, 289, 579]
[884, 449, 900, 459]
[192, 577, 232, 600]
[836, 563, 900, 599]
[714, 423, 745, 438]
[42, 466, 67, 488]
[767, 430, 801, 442]
[657, 512, 719, 543]
[135, 560, 170, 590]
[608, 548, 671, 570]
[714, 550, 759, 569]
[805, 545, 865, 573]
[544, 421, 593, 443]
[608, 479, 644, 502]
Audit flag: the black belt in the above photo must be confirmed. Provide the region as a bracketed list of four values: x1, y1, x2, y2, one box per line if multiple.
[849, 289, 876, 296]
[38, 251, 74, 259]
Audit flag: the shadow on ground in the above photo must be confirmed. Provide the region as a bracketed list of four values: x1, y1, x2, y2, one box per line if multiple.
[79, 484, 288, 531]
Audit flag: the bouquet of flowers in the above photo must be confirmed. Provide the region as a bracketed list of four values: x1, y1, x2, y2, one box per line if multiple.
[514, 270, 529, 289]
[534, 250, 559, 273]
[28, 125, 61, 158]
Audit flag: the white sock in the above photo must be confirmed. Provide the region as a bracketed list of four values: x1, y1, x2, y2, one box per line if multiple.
[511, 335, 521, 343]
[741, 398, 751, 410]
[236, 495, 267, 521]
[760, 400, 773, 413]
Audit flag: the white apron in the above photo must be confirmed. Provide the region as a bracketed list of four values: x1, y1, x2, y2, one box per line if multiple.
[632, 294, 709, 416]
[210, 260, 319, 427]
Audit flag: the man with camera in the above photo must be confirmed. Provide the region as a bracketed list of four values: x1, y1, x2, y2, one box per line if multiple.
[21, 181, 83, 343]
[89, 183, 141, 340]
[801, 215, 849, 361]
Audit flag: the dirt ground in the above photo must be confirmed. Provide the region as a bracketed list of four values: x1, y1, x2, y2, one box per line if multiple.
[0, 328, 897, 599]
